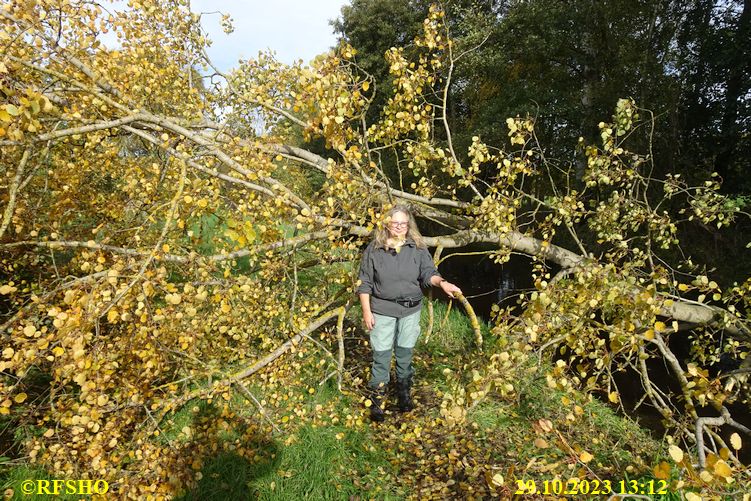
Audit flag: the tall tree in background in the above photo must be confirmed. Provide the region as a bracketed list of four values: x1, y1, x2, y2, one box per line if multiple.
[675, 0, 751, 188]
[334, 0, 750, 190]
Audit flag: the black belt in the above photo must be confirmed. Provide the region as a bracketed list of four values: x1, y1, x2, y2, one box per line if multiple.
[380, 297, 422, 308]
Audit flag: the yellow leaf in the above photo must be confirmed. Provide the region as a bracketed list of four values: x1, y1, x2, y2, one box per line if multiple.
[14, 393, 27, 403]
[43, 428, 54, 438]
[654, 321, 666, 331]
[334, 116, 345, 124]
[166, 293, 182, 305]
[534, 438, 548, 449]
[643, 329, 655, 340]
[537, 419, 553, 432]
[686, 493, 703, 501]
[678, 283, 689, 291]
[52, 346, 64, 356]
[712, 459, 732, 478]
[730, 433, 742, 450]
[579, 451, 594, 463]
[668, 444, 684, 463]
[653, 461, 671, 480]
[491, 473, 504, 486]
[608, 391, 619, 403]
[361, 81, 370, 91]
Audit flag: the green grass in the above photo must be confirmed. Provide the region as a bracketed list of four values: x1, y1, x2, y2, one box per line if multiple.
[174, 381, 402, 500]
[241, 425, 398, 500]
[420, 297, 492, 356]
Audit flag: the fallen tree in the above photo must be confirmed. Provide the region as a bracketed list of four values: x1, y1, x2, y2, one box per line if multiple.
[1, 0, 748, 497]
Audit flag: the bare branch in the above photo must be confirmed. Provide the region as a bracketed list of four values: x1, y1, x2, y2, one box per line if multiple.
[0, 148, 30, 240]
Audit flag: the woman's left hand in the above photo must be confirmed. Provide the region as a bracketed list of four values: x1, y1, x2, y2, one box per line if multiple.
[440, 281, 462, 298]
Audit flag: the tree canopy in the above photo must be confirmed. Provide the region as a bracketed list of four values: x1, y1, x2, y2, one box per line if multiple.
[1, 0, 749, 497]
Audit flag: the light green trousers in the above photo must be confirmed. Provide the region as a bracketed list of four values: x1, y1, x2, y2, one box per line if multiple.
[368, 310, 421, 389]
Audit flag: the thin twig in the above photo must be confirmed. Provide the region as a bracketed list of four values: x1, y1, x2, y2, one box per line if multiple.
[232, 379, 281, 433]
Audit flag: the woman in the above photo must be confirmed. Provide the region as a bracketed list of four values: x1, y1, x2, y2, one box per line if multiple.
[356, 205, 462, 422]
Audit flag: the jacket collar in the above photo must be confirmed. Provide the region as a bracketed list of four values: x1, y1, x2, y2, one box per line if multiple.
[377, 237, 416, 250]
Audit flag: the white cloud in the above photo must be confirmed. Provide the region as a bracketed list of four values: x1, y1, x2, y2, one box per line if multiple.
[191, 0, 347, 71]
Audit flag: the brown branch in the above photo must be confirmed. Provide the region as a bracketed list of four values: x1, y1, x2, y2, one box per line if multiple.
[635, 345, 673, 420]
[695, 406, 751, 468]
[1, 13, 127, 106]
[336, 304, 349, 392]
[233, 307, 345, 379]
[163, 306, 346, 416]
[100, 160, 187, 320]
[0, 148, 30, 240]
[121, 125, 276, 198]
[454, 292, 483, 351]
[649, 332, 698, 420]
[5, 54, 130, 113]
[272, 144, 467, 209]
[200, 47, 309, 129]
[36, 115, 143, 141]
[0, 270, 109, 336]
[232, 379, 281, 433]
[138, 112, 311, 211]
[0, 231, 332, 263]
[424, 245, 443, 344]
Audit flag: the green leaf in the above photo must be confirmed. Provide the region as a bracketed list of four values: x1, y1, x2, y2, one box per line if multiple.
[242, 221, 256, 244]
[5, 104, 20, 116]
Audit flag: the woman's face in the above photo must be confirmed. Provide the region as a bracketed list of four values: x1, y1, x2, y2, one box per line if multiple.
[387, 211, 410, 239]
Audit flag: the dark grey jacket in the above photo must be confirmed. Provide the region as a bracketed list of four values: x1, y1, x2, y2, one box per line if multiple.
[356, 239, 441, 318]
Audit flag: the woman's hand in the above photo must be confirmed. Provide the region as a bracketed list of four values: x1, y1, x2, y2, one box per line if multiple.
[363, 311, 376, 331]
[440, 281, 462, 298]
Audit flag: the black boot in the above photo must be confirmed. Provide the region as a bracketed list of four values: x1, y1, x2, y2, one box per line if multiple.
[369, 386, 387, 422]
[396, 378, 414, 412]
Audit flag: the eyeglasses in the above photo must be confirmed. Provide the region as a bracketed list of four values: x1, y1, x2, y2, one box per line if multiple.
[389, 221, 409, 228]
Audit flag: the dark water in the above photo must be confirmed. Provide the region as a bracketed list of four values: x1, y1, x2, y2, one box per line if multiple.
[430, 244, 536, 319]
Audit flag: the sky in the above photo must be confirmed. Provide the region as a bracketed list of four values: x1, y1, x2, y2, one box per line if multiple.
[190, 0, 349, 71]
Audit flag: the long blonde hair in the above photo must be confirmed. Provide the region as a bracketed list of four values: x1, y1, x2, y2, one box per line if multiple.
[373, 205, 427, 249]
